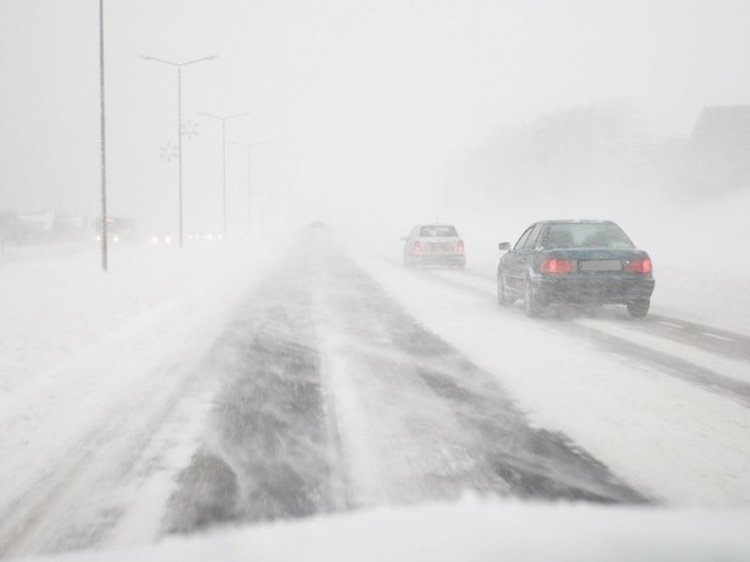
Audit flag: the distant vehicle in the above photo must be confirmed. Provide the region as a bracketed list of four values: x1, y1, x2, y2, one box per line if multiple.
[307, 221, 329, 230]
[150, 233, 174, 246]
[95, 216, 136, 244]
[187, 232, 223, 243]
[95, 233, 123, 243]
[497, 220, 655, 317]
[402, 224, 466, 269]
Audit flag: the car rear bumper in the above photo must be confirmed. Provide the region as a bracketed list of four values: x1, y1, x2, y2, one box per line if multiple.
[534, 275, 655, 305]
[408, 253, 466, 267]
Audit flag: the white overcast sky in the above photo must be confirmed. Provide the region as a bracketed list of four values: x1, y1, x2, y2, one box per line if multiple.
[1, 0, 749, 232]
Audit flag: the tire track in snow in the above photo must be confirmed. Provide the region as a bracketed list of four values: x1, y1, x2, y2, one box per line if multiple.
[318, 246, 648, 505]
[430, 258, 750, 362]
[167, 239, 648, 536]
[389, 257, 750, 407]
[166, 251, 349, 534]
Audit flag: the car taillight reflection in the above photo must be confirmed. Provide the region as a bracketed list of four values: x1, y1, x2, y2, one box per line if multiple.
[625, 257, 653, 274]
[457, 240, 465, 254]
[412, 240, 422, 253]
[541, 258, 575, 274]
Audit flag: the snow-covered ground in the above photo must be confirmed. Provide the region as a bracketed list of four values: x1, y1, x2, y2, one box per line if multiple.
[0, 241, 278, 558]
[0, 243, 261, 394]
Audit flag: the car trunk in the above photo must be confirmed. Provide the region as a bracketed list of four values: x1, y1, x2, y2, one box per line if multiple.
[542, 248, 651, 276]
[421, 237, 460, 254]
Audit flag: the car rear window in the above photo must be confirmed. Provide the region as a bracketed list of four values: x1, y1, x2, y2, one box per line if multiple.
[542, 223, 634, 249]
[419, 225, 458, 237]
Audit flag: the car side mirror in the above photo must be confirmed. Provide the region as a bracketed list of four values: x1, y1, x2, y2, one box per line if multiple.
[498, 242, 511, 251]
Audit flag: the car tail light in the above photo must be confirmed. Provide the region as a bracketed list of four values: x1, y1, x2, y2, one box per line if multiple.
[412, 240, 422, 253]
[625, 257, 652, 274]
[457, 240, 465, 254]
[541, 258, 575, 274]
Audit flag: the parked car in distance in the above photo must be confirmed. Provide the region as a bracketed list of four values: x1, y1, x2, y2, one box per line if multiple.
[402, 224, 466, 269]
[497, 220, 655, 317]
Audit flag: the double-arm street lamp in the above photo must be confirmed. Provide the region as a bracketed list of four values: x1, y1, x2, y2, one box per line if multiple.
[199, 112, 248, 239]
[140, 54, 218, 248]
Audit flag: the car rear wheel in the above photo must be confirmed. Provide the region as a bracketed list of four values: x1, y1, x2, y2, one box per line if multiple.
[627, 299, 650, 318]
[524, 279, 544, 317]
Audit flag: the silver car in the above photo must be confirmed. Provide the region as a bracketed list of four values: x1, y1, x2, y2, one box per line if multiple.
[402, 224, 466, 269]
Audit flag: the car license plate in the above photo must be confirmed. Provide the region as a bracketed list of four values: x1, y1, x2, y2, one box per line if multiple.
[429, 242, 452, 252]
[580, 260, 621, 272]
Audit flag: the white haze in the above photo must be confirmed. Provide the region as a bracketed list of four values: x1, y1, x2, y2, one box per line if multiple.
[2, 0, 750, 239]
[2, 3, 750, 559]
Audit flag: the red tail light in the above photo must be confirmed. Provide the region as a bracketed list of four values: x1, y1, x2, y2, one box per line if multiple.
[541, 258, 575, 274]
[457, 240, 465, 254]
[625, 257, 652, 274]
[412, 240, 422, 253]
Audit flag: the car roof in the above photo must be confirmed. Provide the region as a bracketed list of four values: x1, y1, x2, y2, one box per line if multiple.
[535, 219, 617, 226]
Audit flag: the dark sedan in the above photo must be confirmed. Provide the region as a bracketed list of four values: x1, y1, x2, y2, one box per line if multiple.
[497, 220, 655, 317]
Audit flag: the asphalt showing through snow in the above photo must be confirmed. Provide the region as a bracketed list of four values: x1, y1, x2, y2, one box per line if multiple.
[166, 239, 648, 535]
[167, 256, 337, 532]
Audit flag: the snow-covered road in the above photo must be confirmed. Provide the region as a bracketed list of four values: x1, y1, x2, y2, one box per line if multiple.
[1, 236, 750, 559]
[358, 249, 750, 506]
[165, 240, 643, 538]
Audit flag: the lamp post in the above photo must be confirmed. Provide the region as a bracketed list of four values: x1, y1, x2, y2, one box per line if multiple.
[228, 141, 268, 237]
[199, 112, 248, 240]
[140, 54, 218, 248]
[98, 0, 108, 272]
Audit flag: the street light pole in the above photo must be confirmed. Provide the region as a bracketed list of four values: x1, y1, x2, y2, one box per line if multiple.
[221, 119, 226, 238]
[199, 112, 248, 239]
[99, 0, 108, 272]
[141, 54, 217, 248]
[176, 64, 183, 249]
[228, 141, 267, 237]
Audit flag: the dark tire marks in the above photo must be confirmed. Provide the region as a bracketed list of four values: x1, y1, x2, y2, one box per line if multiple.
[167, 254, 342, 534]
[395, 260, 750, 407]
[167, 241, 649, 536]
[320, 249, 648, 504]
